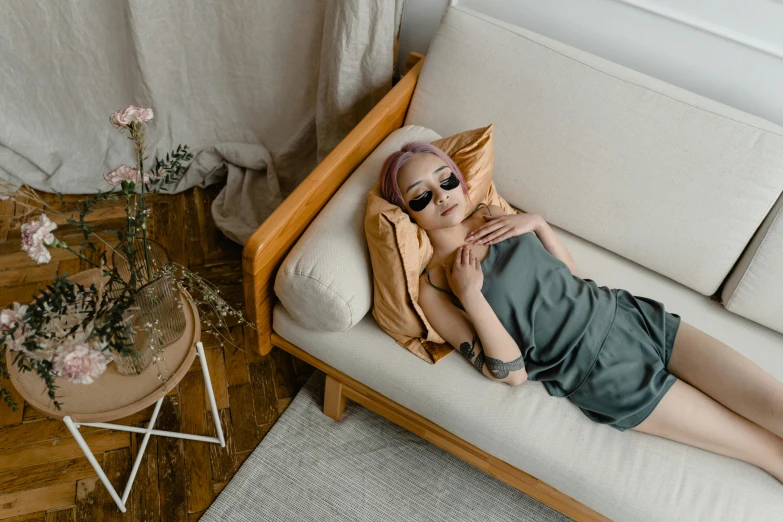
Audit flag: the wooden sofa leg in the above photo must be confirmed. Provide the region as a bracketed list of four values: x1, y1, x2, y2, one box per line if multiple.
[323, 374, 347, 421]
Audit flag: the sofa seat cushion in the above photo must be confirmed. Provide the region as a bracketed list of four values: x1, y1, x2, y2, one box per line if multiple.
[273, 221, 783, 522]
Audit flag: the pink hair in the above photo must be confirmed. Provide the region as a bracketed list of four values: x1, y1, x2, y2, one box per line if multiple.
[378, 141, 471, 212]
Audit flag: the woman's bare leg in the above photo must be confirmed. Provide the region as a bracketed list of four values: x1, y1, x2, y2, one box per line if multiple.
[631, 379, 783, 483]
[666, 321, 783, 439]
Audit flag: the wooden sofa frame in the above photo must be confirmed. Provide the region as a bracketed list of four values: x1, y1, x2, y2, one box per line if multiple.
[242, 52, 610, 522]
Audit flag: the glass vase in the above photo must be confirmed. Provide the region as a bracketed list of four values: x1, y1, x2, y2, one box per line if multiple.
[112, 238, 170, 289]
[112, 272, 187, 375]
[111, 240, 186, 375]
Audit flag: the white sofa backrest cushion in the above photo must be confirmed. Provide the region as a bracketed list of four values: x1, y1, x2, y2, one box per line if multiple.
[721, 192, 783, 334]
[274, 126, 440, 332]
[404, 5, 783, 296]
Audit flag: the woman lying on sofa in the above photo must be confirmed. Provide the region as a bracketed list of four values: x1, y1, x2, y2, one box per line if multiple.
[378, 141, 783, 484]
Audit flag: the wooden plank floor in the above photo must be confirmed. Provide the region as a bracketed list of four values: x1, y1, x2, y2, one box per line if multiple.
[0, 187, 316, 521]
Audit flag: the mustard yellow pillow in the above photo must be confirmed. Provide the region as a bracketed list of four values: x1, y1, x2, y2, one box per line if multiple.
[364, 124, 521, 364]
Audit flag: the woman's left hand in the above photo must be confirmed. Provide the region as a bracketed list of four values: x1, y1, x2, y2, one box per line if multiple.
[465, 212, 542, 246]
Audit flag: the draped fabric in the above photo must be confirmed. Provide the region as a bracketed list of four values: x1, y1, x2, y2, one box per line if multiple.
[0, 0, 403, 245]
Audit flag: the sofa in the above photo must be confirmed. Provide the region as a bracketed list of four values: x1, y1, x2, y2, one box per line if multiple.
[242, 6, 783, 521]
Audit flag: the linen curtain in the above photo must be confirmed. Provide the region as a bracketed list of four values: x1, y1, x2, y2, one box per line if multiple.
[0, 0, 403, 245]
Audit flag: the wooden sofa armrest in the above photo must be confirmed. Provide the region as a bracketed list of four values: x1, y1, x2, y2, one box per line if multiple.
[242, 54, 425, 357]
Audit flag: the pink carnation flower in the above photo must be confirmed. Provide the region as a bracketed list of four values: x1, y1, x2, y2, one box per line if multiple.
[52, 337, 108, 385]
[104, 165, 150, 186]
[21, 214, 58, 265]
[0, 302, 28, 331]
[5, 323, 31, 353]
[109, 105, 154, 126]
[135, 107, 153, 122]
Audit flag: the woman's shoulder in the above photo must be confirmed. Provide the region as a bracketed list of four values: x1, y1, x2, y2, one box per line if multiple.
[487, 203, 507, 216]
[419, 264, 442, 286]
[418, 270, 433, 294]
[418, 268, 445, 301]
[419, 265, 453, 293]
[472, 202, 506, 217]
[418, 269, 462, 309]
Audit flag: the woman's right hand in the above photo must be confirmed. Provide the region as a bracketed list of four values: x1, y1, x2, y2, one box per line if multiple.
[443, 245, 484, 300]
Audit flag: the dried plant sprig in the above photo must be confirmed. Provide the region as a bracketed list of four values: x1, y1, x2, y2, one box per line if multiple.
[159, 263, 259, 352]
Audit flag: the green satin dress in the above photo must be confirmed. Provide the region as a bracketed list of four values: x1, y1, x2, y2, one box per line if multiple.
[423, 203, 682, 431]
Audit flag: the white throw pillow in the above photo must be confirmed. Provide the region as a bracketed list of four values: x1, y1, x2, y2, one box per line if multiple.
[274, 125, 441, 331]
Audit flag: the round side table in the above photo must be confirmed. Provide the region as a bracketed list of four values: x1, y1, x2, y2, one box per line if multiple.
[5, 268, 225, 513]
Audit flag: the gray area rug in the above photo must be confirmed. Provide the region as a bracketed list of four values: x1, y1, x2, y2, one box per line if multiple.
[202, 369, 573, 521]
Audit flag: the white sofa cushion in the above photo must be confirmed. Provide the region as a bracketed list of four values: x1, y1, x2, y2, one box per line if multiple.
[721, 192, 783, 334]
[274, 126, 440, 332]
[404, 5, 783, 297]
[273, 220, 783, 521]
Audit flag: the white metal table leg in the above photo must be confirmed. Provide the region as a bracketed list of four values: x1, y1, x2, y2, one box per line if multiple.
[62, 341, 226, 512]
[121, 397, 164, 505]
[64, 415, 128, 513]
[196, 340, 226, 447]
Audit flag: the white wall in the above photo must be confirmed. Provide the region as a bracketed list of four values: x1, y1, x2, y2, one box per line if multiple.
[397, 0, 783, 127]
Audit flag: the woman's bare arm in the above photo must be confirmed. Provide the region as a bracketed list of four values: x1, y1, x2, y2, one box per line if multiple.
[418, 273, 528, 385]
